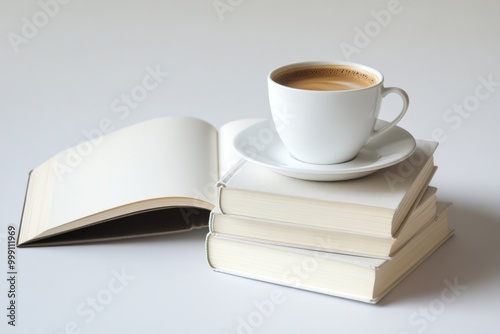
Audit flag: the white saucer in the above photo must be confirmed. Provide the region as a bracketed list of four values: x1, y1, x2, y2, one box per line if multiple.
[233, 119, 416, 181]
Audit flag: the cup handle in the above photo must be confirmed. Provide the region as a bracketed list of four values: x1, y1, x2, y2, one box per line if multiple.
[369, 86, 409, 140]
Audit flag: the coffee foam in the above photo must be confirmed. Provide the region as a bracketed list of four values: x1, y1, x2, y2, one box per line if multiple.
[273, 65, 379, 90]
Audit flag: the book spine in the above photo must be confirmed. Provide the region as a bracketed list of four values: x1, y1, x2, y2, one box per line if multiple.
[217, 158, 247, 214]
[16, 170, 33, 247]
[208, 209, 217, 233]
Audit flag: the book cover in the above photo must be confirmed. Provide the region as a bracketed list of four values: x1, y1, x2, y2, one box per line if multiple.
[218, 140, 438, 237]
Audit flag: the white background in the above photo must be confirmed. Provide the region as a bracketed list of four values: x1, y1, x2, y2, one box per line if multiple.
[1, 0, 499, 333]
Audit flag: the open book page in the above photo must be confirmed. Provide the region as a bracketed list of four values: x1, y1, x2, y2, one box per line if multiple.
[36, 117, 218, 233]
[217, 119, 264, 178]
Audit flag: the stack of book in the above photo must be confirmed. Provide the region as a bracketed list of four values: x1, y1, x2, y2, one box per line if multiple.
[206, 140, 454, 303]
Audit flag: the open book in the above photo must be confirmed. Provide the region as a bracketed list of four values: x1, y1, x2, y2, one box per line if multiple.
[17, 117, 260, 247]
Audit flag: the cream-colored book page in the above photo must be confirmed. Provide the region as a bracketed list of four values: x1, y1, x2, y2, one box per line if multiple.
[42, 116, 218, 231]
[217, 119, 264, 179]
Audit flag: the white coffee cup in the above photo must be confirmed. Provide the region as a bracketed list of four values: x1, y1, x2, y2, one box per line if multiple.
[268, 61, 409, 164]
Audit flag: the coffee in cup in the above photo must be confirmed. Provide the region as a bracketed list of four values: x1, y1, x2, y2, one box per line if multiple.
[268, 61, 409, 165]
[272, 64, 378, 91]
